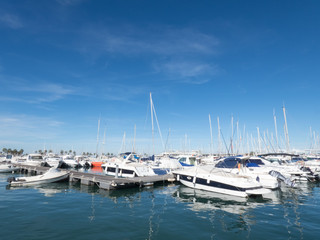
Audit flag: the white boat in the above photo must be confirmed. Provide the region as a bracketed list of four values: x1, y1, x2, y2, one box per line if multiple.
[250, 156, 318, 183]
[173, 165, 271, 198]
[150, 155, 183, 173]
[23, 154, 45, 167]
[7, 168, 69, 187]
[60, 155, 82, 168]
[0, 164, 20, 173]
[103, 154, 157, 178]
[177, 155, 199, 166]
[44, 153, 61, 168]
[214, 156, 280, 189]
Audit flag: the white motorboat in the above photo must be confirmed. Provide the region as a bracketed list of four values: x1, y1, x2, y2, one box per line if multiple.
[150, 156, 183, 173]
[103, 154, 157, 178]
[0, 164, 20, 173]
[7, 168, 69, 187]
[173, 165, 271, 198]
[214, 156, 280, 189]
[23, 154, 45, 167]
[44, 153, 61, 168]
[248, 156, 318, 183]
[60, 155, 82, 168]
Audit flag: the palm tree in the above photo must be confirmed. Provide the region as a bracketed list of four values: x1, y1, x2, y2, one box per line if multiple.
[12, 149, 18, 156]
[60, 150, 64, 155]
[2, 148, 8, 154]
[18, 149, 24, 155]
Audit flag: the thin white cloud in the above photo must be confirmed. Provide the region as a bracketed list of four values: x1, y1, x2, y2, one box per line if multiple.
[0, 114, 64, 141]
[0, 13, 23, 29]
[75, 25, 221, 85]
[154, 60, 220, 84]
[78, 26, 219, 57]
[0, 76, 85, 104]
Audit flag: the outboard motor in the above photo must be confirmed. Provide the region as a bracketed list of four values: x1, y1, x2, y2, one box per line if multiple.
[300, 166, 319, 182]
[300, 166, 314, 174]
[269, 170, 295, 187]
[57, 161, 69, 169]
[83, 162, 91, 169]
[74, 163, 82, 169]
[7, 177, 16, 183]
[40, 162, 51, 167]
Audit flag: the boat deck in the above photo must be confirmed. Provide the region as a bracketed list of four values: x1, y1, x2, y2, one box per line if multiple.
[11, 164, 176, 190]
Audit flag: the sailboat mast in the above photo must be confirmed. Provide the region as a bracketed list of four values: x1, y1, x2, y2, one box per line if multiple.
[283, 105, 290, 152]
[257, 127, 261, 154]
[96, 116, 101, 157]
[209, 114, 213, 156]
[231, 115, 234, 155]
[133, 124, 136, 153]
[102, 127, 106, 157]
[217, 116, 221, 155]
[150, 93, 154, 155]
[273, 109, 279, 152]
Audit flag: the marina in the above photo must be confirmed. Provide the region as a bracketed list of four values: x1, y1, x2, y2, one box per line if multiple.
[2, 1, 320, 239]
[1, 168, 320, 240]
[7, 163, 175, 190]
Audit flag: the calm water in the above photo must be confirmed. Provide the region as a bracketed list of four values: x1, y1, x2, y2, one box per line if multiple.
[1, 171, 320, 240]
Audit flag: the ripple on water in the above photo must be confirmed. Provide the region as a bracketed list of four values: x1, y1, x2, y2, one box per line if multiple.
[1, 174, 320, 240]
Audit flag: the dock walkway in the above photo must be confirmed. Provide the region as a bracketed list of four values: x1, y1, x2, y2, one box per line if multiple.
[12, 163, 176, 190]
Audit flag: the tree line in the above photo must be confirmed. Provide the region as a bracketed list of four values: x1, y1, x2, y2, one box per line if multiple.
[2, 148, 24, 155]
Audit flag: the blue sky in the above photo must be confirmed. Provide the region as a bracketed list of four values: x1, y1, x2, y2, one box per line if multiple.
[1, 0, 320, 155]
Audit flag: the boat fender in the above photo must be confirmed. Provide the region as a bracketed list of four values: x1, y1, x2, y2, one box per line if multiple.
[7, 177, 16, 183]
[256, 176, 260, 182]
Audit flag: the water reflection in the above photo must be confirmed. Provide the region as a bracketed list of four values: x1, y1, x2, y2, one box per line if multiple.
[3, 175, 320, 240]
[173, 185, 274, 215]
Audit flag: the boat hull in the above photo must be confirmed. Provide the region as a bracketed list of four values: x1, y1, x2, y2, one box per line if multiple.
[175, 172, 271, 198]
[9, 171, 69, 187]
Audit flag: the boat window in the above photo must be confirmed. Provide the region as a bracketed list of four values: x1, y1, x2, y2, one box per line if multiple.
[122, 169, 134, 174]
[179, 157, 186, 163]
[107, 167, 116, 173]
[215, 158, 239, 168]
[189, 157, 196, 165]
[246, 159, 264, 165]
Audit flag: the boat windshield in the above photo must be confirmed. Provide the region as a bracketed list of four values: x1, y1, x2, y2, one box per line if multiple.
[30, 156, 43, 160]
[246, 159, 265, 166]
[215, 158, 239, 168]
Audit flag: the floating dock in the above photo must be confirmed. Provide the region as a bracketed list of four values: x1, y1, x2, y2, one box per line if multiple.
[11, 164, 176, 190]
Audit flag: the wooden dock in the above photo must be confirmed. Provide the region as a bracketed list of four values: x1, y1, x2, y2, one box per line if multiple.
[69, 171, 175, 190]
[11, 164, 176, 190]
